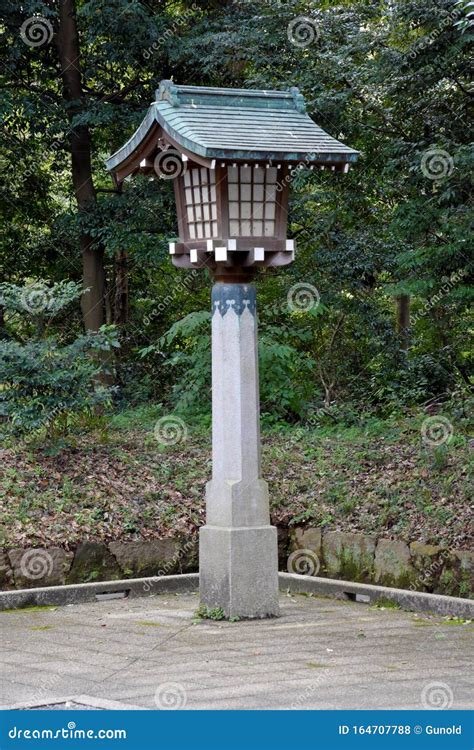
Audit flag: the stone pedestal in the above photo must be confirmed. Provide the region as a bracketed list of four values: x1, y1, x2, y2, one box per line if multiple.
[199, 282, 280, 618]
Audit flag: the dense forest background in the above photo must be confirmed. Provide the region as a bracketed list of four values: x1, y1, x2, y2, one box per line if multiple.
[0, 0, 472, 435]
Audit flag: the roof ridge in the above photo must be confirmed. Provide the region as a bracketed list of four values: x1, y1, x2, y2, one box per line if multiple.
[156, 80, 306, 113]
[106, 82, 359, 176]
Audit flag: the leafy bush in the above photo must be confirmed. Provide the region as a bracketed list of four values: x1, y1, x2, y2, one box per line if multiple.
[259, 325, 315, 420]
[138, 308, 316, 421]
[0, 332, 117, 437]
[0, 280, 118, 438]
[369, 350, 457, 412]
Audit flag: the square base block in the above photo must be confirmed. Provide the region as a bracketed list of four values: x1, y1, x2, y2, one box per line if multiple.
[199, 525, 280, 619]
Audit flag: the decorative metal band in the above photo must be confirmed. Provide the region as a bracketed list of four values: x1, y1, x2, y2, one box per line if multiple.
[212, 283, 257, 317]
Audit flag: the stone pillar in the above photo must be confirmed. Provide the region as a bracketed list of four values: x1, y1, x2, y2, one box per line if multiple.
[199, 282, 280, 618]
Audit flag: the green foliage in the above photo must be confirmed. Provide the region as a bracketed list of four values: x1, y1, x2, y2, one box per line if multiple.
[0, 280, 118, 438]
[0, 332, 116, 437]
[0, 279, 84, 341]
[151, 310, 212, 418]
[0, 280, 83, 319]
[0, 0, 471, 425]
[371, 599, 401, 611]
[259, 324, 315, 419]
[139, 308, 317, 420]
[195, 604, 226, 621]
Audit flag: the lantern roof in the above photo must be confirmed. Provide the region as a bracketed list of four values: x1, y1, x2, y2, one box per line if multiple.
[106, 80, 359, 179]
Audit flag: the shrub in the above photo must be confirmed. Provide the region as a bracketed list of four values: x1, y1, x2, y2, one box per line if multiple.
[0, 280, 118, 438]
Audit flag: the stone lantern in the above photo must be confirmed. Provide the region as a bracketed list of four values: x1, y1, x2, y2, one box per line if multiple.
[106, 80, 358, 618]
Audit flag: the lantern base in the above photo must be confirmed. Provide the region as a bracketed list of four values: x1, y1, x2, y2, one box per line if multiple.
[199, 525, 280, 619]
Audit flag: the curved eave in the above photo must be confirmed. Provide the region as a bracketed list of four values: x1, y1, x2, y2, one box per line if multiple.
[105, 102, 359, 178]
[105, 106, 158, 173]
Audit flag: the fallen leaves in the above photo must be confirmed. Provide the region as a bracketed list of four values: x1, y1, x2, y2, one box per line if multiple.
[0, 416, 472, 549]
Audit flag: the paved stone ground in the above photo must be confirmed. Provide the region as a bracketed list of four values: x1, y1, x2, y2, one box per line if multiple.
[0, 592, 472, 710]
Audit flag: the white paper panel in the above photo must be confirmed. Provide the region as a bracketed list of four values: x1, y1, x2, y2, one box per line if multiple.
[264, 220, 275, 236]
[265, 202, 275, 219]
[266, 167, 278, 183]
[240, 183, 251, 201]
[227, 167, 238, 183]
[241, 203, 252, 219]
[240, 166, 251, 183]
[265, 186, 276, 202]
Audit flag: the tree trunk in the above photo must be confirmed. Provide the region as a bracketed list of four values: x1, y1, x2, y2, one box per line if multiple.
[56, 0, 105, 334]
[113, 250, 129, 325]
[396, 294, 410, 351]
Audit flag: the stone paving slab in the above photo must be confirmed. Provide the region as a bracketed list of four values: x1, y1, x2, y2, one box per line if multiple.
[0, 592, 472, 710]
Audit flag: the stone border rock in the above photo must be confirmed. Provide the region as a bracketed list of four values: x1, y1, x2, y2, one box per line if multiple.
[287, 528, 473, 598]
[0, 572, 472, 619]
[0, 527, 472, 599]
[0, 537, 198, 592]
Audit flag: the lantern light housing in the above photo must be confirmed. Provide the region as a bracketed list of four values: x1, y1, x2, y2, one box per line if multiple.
[106, 81, 359, 275]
